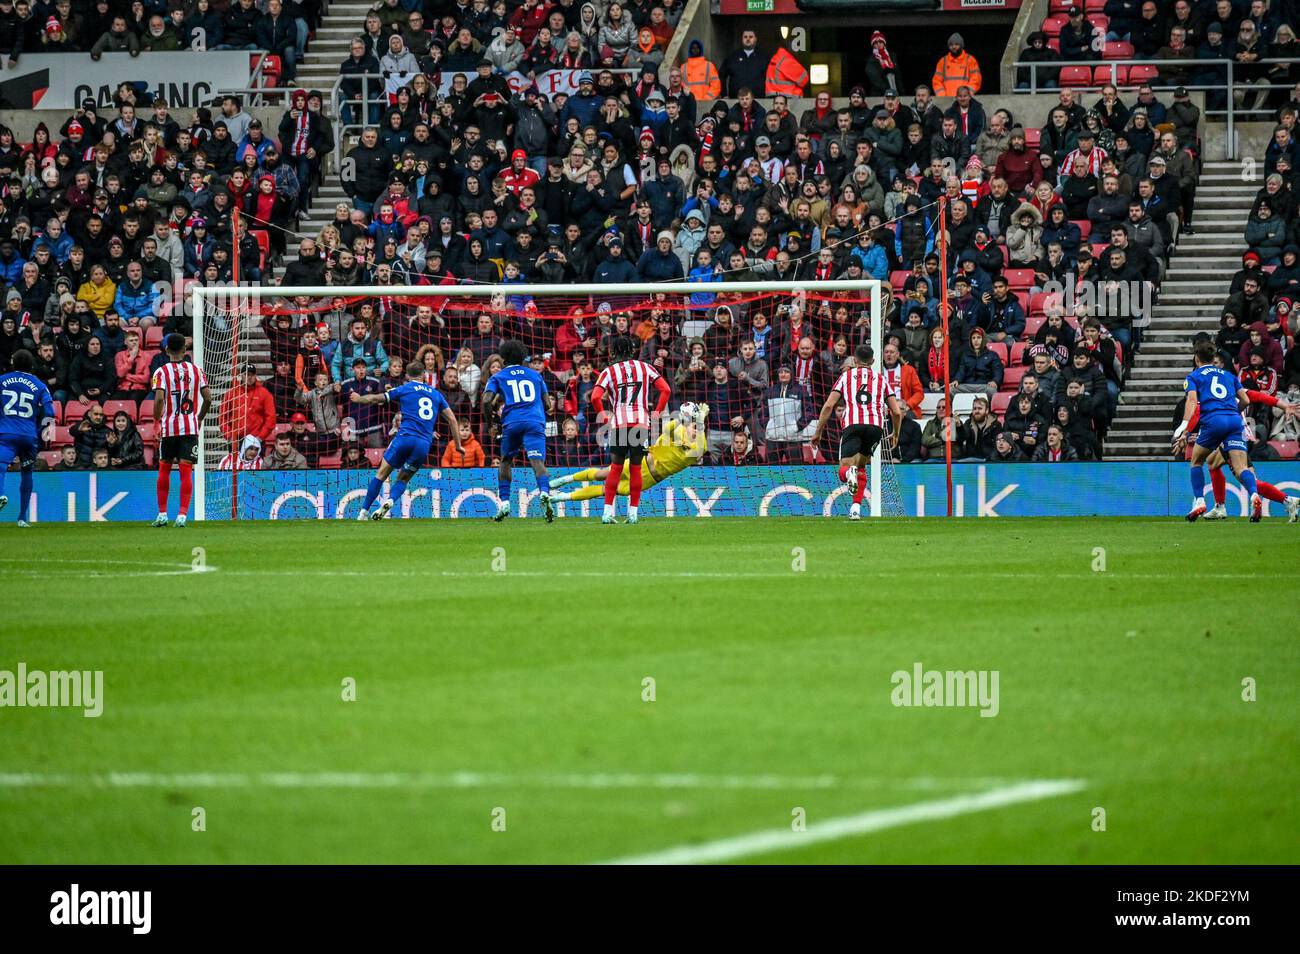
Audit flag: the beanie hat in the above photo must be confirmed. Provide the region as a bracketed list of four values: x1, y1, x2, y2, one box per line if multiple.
[688, 39, 703, 57]
[948, 32, 963, 46]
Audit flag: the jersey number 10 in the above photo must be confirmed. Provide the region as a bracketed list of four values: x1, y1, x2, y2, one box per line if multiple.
[505, 378, 537, 404]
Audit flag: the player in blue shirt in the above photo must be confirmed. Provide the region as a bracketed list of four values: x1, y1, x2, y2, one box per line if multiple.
[481, 339, 556, 522]
[350, 360, 464, 520]
[1175, 340, 1262, 522]
[0, 350, 56, 528]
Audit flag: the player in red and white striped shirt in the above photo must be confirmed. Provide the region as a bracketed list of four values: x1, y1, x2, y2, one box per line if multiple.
[149, 333, 211, 527]
[809, 343, 904, 520]
[590, 336, 672, 524]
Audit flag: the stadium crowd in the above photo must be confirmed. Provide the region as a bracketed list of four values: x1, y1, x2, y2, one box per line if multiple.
[6, 0, 1293, 475]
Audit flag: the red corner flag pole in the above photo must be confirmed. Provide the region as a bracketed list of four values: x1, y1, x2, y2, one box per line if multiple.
[230, 207, 242, 519]
[937, 196, 953, 518]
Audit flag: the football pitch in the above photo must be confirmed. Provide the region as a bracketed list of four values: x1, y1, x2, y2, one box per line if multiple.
[1, 517, 1297, 865]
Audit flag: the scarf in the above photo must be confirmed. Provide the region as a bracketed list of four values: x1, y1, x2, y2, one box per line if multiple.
[871, 32, 896, 72]
[927, 344, 947, 384]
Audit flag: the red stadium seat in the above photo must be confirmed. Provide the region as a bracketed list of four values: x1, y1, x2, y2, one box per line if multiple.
[51, 426, 72, 447]
[1102, 41, 1133, 59]
[1047, 38, 1060, 54]
[1073, 220, 1092, 241]
[986, 342, 1009, 365]
[991, 392, 1013, 417]
[318, 453, 342, 469]
[1048, 0, 1071, 12]
[51, 399, 62, 424]
[257, 54, 282, 88]
[1000, 245, 1010, 264]
[1059, 66, 1093, 88]
[1084, 0, 1106, 11]
[1010, 341, 1029, 366]
[102, 399, 137, 421]
[138, 401, 155, 424]
[62, 401, 92, 425]
[1040, 14, 1067, 37]
[144, 326, 164, 350]
[1024, 312, 1047, 337]
[1094, 65, 1128, 85]
[1014, 290, 1030, 314]
[1004, 267, 1035, 289]
[39, 450, 64, 468]
[1126, 64, 1159, 85]
[1090, 14, 1109, 34]
[1024, 127, 1041, 151]
[1029, 291, 1063, 315]
[1002, 366, 1027, 391]
[889, 269, 910, 291]
[1269, 440, 1299, 459]
[137, 422, 155, 444]
[1112, 340, 1123, 365]
[365, 448, 385, 466]
[144, 446, 155, 467]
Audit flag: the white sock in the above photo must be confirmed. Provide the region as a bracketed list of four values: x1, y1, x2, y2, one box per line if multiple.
[603, 503, 614, 518]
[628, 505, 638, 519]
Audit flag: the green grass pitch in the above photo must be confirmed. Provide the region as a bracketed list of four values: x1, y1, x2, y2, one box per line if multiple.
[1, 517, 1297, 864]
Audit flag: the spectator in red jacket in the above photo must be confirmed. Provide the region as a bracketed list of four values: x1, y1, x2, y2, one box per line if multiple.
[219, 363, 277, 445]
[112, 329, 152, 402]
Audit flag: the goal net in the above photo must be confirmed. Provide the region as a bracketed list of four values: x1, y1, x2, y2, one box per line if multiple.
[192, 280, 904, 520]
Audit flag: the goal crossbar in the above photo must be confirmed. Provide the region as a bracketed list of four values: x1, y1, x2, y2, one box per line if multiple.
[191, 279, 886, 520]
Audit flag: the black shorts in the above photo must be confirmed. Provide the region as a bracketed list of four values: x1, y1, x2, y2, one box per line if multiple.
[608, 437, 647, 466]
[159, 434, 199, 463]
[839, 424, 884, 460]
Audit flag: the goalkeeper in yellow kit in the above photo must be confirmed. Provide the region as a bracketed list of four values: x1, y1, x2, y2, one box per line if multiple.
[549, 403, 709, 503]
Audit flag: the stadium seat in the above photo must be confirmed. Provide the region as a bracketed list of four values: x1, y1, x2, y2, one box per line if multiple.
[1113, 340, 1123, 365]
[62, 401, 92, 426]
[103, 399, 137, 422]
[256, 54, 282, 88]
[1047, 38, 1060, 54]
[318, 453, 342, 469]
[138, 402, 155, 424]
[144, 446, 155, 467]
[950, 393, 977, 418]
[250, 229, 271, 271]
[1269, 440, 1299, 459]
[986, 342, 1009, 365]
[889, 269, 910, 290]
[145, 326, 164, 350]
[365, 448, 385, 466]
[1041, 14, 1067, 37]
[51, 400, 62, 424]
[1073, 220, 1092, 241]
[1004, 268, 1035, 289]
[991, 392, 1013, 417]
[1029, 291, 1062, 315]
[1000, 245, 1010, 264]
[1090, 14, 1109, 34]
[1002, 366, 1027, 391]
[1048, 0, 1071, 12]
[273, 423, 293, 438]
[1101, 40, 1133, 59]
[1084, 0, 1105, 11]
[51, 426, 72, 447]
[1010, 341, 1029, 365]
[1014, 291, 1030, 314]
[1059, 66, 1093, 88]
[137, 422, 155, 443]
[1024, 312, 1047, 337]
[1094, 65, 1128, 85]
[1126, 64, 1158, 85]
[38, 450, 63, 468]
[1024, 128, 1041, 151]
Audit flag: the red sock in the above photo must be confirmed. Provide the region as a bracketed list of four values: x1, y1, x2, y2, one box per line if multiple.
[628, 463, 643, 507]
[1257, 480, 1286, 503]
[156, 462, 172, 511]
[852, 467, 867, 504]
[603, 463, 623, 506]
[178, 461, 194, 514]
[838, 463, 850, 482]
[1210, 467, 1227, 505]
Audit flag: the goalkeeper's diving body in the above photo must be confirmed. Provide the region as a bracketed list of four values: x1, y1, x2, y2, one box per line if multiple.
[550, 402, 710, 510]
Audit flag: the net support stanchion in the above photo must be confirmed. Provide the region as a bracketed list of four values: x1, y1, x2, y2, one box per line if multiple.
[938, 196, 953, 518]
[230, 209, 242, 520]
[870, 280, 883, 519]
[192, 281, 206, 522]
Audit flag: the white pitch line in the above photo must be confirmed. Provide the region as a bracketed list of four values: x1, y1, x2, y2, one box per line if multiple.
[0, 771, 1017, 793]
[601, 779, 1087, 865]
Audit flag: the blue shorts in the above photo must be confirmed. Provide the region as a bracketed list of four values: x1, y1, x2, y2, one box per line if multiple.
[501, 421, 546, 461]
[1195, 414, 1247, 455]
[0, 435, 38, 469]
[383, 433, 433, 473]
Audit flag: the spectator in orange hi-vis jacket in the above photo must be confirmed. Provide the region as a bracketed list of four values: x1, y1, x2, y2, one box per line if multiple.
[219, 363, 277, 445]
[932, 33, 982, 96]
[441, 420, 485, 467]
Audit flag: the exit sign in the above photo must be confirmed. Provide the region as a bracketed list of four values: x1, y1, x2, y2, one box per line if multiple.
[747, 0, 774, 9]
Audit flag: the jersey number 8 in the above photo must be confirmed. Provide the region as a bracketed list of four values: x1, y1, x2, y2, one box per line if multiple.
[417, 396, 437, 420]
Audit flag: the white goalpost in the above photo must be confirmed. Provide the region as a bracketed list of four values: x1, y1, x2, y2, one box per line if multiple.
[191, 279, 896, 521]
